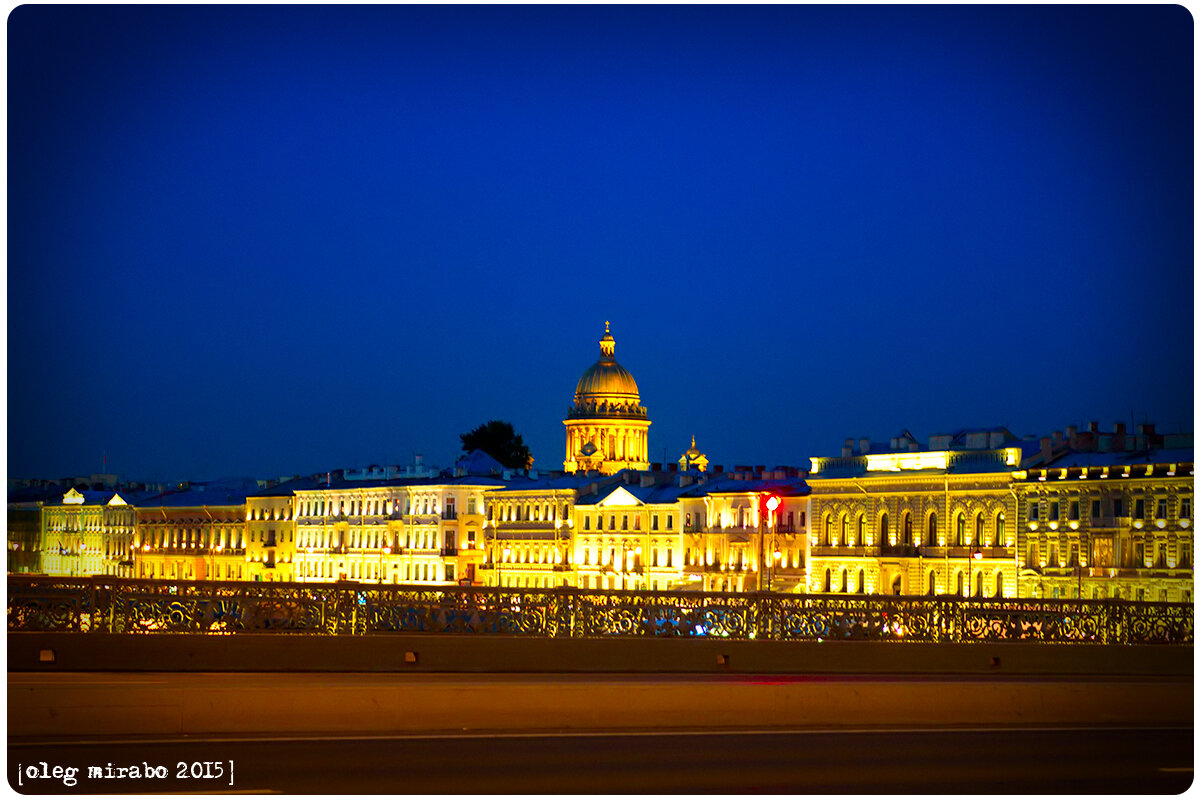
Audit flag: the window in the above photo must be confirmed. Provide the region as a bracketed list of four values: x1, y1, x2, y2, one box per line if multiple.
[800, 511, 806, 527]
[840, 516, 847, 544]
[856, 515, 864, 543]
[1091, 499, 1101, 519]
[975, 514, 984, 546]
[880, 513, 889, 542]
[823, 516, 831, 546]
[1113, 498, 1124, 517]
[1157, 498, 1168, 519]
[1028, 501, 1039, 522]
[1182, 498, 1192, 519]
[610, 516, 616, 530]
[1069, 500, 1079, 521]
[596, 515, 603, 531]
[652, 514, 659, 531]
[928, 513, 938, 542]
[955, 515, 965, 547]
[622, 515, 628, 531]
[666, 515, 673, 529]
[1049, 502, 1059, 521]
[1135, 499, 1145, 519]
[903, 513, 912, 545]
[584, 516, 590, 531]
[927, 570, 937, 595]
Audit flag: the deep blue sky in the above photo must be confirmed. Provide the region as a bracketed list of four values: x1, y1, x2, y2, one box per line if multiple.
[8, 5, 1194, 482]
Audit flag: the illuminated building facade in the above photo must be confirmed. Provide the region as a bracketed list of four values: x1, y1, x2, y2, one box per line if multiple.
[40, 489, 139, 578]
[483, 477, 578, 589]
[245, 482, 300, 582]
[807, 429, 1028, 596]
[292, 471, 494, 585]
[1012, 423, 1194, 601]
[572, 479, 688, 592]
[563, 323, 650, 474]
[134, 484, 253, 581]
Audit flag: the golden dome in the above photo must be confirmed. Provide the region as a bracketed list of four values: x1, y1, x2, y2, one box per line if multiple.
[574, 322, 640, 401]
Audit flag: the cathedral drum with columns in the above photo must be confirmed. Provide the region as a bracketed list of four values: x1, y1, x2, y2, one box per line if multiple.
[563, 323, 651, 474]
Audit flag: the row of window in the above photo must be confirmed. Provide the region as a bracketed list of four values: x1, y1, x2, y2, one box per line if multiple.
[821, 511, 1008, 548]
[1029, 497, 1192, 522]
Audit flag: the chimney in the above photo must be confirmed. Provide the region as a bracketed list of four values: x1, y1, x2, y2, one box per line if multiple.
[1066, 425, 1077, 443]
[754, 465, 765, 476]
[1113, 423, 1126, 452]
[667, 463, 678, 473]
[1052, 431, 1063, 446]
[651, 462, 662, 472]
[859, 438, 870, 454]
[1088, 421, 1099, 434]
[842, 438, 854, 457]
[713, 465, 724, 474]
[640, 474, 655, 488]
[1040, 436, 1053, 462]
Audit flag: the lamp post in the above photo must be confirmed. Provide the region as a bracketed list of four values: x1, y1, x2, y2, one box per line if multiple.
[761, 495, 780, 592]
[971, 548, 983, 597]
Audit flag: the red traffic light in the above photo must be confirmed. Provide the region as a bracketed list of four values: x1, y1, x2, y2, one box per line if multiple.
[765, 495, 780, 511]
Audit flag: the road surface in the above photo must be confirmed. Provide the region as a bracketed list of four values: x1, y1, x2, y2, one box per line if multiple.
[9, 726, 1192, 794]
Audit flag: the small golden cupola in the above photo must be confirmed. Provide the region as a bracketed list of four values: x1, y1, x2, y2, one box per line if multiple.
[678, 435, 709, 472]
[563, 322, 651, 474]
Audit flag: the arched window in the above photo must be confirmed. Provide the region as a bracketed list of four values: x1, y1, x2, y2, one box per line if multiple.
[857, 568, 865, 593]
[903, 512, 912, 545]
[928, 570, 937, 595]
[880, 513, 890, 543]
[840, 567, 847, 592]
[840, 516, 847, 545]
[856, 514, 865, 544]
[823, 568, 831, 592]
[975, 513, 985, 547]
[974, 571, 983, 597]
[995, 571, 1004, 598]
[955, 514, 965, 547]
[956, 571, 965, 595]
[823, 516, 831, 546]
[996, 513, 1006, 546]
[928, 513, 938, 543]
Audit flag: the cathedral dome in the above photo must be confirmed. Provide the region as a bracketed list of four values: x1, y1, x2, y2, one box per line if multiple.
[573, 323, 640, 401]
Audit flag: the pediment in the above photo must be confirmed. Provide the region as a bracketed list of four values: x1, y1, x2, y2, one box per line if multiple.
[63, 488, 85, 505]
[597, 486, 643, 508]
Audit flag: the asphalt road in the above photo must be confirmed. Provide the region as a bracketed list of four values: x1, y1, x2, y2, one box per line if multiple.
[9, 726, 1193, 794]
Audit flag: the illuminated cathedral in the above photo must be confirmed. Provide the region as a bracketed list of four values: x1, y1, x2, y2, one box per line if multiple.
[563, 322, 651, 474]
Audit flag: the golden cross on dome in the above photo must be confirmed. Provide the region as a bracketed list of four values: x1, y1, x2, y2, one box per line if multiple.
[605, 320, 610, 333]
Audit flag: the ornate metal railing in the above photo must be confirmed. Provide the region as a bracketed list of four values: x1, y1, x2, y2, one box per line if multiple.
[6, 575, 1193, 644]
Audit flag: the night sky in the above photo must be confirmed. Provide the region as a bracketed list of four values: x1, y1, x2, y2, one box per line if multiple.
[8, 5, 1194, 482]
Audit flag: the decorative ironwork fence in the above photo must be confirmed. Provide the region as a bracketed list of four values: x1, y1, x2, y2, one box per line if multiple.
[7, 576, 1193, 645]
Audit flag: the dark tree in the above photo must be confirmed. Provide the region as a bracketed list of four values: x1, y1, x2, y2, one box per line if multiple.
[460, 420, 533, 469]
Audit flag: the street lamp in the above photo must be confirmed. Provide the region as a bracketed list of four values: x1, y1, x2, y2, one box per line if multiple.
[971, 548, 983, 597]
[760, 495, 780, 592]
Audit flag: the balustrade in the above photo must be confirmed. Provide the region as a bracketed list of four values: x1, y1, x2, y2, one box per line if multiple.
[5, 575, 1192, 644]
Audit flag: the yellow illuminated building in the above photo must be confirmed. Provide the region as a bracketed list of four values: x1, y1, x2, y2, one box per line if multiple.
[134, 485, 251, 582]
[563, 323, 650, 474]
[1012, 425, 1193, 601]
[807, 431, 1024, 596]
[292, 478, 491, 585]
[40, 489, 138, 578]
[245, 486, 297, 582]
[483, 482, 576, 588]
